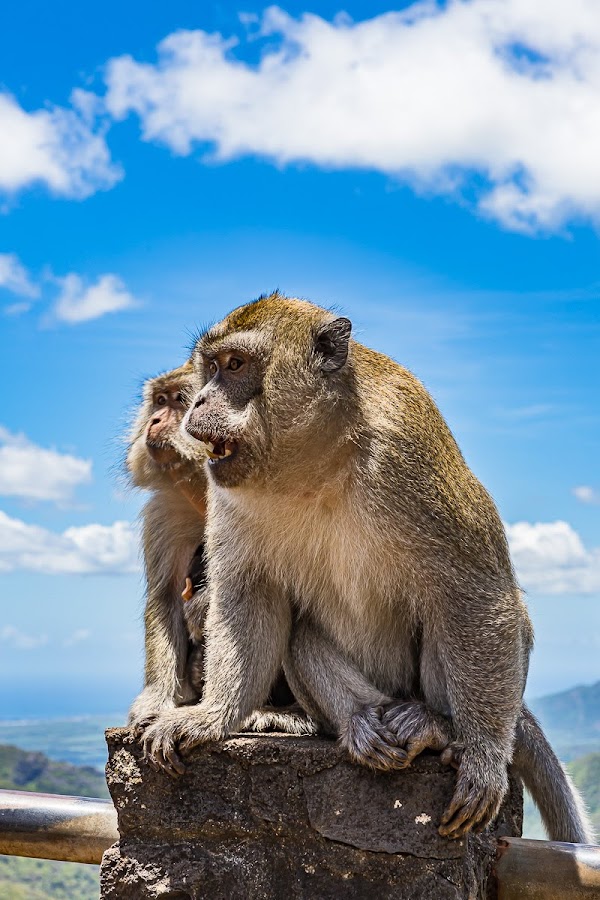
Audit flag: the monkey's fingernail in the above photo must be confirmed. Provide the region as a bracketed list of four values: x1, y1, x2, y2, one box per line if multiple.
[182, 577, 194, 602]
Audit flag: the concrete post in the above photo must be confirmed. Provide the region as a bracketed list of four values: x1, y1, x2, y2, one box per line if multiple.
[100, 727, 522, 900]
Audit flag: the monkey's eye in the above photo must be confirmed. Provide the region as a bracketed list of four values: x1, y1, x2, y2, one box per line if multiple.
[156, 394, 167, 406]
[208, 361, 218, 377]
[227, 357, 244, 372]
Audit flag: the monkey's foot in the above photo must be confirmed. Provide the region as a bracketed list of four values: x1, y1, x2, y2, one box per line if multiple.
[128, 692, 177, 737]
[339, 706, 409, 772]
[381, 700, 452, 768]
[141, 707, 222, 778]
[439, 747, 508, 839]
[243, 705, 319, 736]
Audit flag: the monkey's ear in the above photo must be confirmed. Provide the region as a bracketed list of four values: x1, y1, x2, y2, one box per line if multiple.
[315, 317, 352, 372]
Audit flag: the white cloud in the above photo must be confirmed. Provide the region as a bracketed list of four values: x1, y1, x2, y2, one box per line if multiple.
[0, 427, 92, 503]
[0, 625, 48, 651]
[0, 91, 120, 199]
[104, 1, 600, 232]
[0, 253, 39, 299]
[52, 272, 138, 323]
[573, 485, 600, 505]
[506, 520, 600, 595]
[63, 628, 92, 647]
[0, 510, 140, 575]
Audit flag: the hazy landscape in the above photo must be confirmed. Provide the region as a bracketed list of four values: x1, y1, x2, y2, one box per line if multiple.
[1, 680, 599, 898]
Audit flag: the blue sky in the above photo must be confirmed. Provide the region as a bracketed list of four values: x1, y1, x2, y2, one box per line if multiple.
[0, 0, 599, 718]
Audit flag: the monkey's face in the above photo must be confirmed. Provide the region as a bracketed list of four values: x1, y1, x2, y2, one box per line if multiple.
[127, 371, 203, 489]
[183, 296, 353, 489]
[144, 385, 187, 467]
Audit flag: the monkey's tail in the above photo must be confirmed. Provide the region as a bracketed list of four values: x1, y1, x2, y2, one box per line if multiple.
[513, 704, 595, 844]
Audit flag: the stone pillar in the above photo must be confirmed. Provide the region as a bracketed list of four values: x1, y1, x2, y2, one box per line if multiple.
[100, 727, 522, 900]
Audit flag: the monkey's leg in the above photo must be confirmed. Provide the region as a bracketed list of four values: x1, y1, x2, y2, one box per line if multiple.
[142, 574, 291, 775]
[284, 617, 410, 772]
[431, 592, 522, 840]
[128, 598, 190, 745]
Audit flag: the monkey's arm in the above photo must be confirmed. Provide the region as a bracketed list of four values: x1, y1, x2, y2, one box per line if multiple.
[285, 616, 421, 770]
[142, 570, 291, 775]
[128, 592, 194, 735]
[434, 588, 524, 839]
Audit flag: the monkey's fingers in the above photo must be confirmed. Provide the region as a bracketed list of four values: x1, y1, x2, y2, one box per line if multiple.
[440, 743, 464, 771]
[359, 740, 410, 773]
[341, 708, 409, 772]
[141, 723, 186, 778]
[439, 775, 503, 839]
[159, 747, 187, 778]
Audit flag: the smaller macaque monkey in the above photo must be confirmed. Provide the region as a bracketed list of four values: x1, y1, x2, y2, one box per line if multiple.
[127, 363, 313, 775]
[126, 362, 207, 763]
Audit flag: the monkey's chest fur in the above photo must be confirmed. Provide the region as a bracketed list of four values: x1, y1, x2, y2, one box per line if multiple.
[226, 487, 434, 699]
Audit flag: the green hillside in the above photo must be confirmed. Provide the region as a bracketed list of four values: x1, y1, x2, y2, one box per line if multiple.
[570, 752, 600, 837]
[522, 751, 600, 840]
[0, 743, 109, 798]
[0, 744, 108, 900]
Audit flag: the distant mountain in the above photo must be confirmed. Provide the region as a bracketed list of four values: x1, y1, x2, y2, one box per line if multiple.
[529, 681, 600, 761]
[0, 744, 107, 900]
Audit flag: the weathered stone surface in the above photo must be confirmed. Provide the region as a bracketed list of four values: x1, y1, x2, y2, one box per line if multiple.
[100, 727, 522, 900]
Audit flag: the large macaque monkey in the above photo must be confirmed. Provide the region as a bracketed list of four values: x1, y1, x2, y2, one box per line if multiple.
[141, 295, 592, 842]
[127, 362, 313, 775]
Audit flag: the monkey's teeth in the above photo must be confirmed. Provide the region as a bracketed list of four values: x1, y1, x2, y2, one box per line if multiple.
[223, 447, 233, 458]
[205, 441, 215, 452]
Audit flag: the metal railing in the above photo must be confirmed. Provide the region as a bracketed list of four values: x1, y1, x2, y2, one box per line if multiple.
[1, 788, 600, 898]
[0, 789, 117, 865]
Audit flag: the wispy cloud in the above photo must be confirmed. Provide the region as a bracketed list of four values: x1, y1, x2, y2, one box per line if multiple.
[63, 628, 92, 647]
[496, 404, 556, 421]
[0, 625, 48, 651]
[104, 2, 600, 233]
[573, 485, 600, 506]
[0, 90, 120, 200]
[52, 272, 138, 323]
[506, 520, 600, 595]
[0, 510, 139, 575]
[0, 427, 92, 504]
[1, 252, 140, 324]
[0, 253, 40, 302]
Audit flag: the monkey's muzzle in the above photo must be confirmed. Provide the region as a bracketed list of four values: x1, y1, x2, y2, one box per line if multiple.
[146, 441, 180, 466]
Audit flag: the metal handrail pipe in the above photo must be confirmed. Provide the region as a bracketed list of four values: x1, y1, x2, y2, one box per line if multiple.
[0, 789, 118, 865]
[496, 836, 600, 899]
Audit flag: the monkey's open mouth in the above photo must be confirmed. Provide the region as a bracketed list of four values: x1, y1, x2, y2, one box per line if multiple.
[201, 436, 238, 463]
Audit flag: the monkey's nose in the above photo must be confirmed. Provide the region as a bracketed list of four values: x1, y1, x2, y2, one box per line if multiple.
[194, 396, 206, 409]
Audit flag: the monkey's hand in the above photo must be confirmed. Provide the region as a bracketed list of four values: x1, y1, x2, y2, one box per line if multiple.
[128, 688, 177, 736]
[182, 588, 209, 642]
[439, 745, 508, 839]
[141, 706, 223, 778]
[339, 706, 410, 772]
[381, 700, 452, 768]
[242, 705, 319, 736]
